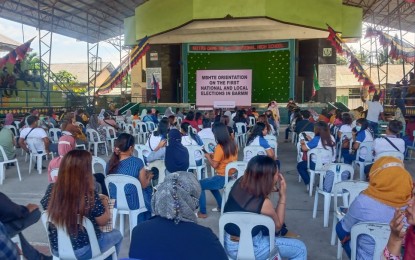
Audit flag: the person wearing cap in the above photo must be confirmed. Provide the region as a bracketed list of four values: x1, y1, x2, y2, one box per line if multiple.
[129, 171, 228, 260]
[336, 156, 413, 259]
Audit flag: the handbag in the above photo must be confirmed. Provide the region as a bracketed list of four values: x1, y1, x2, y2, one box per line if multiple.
[342, 138, 350, 149]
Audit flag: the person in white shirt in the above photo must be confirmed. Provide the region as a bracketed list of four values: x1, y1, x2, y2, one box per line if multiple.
[365, 95, 384, 136]
[19, 116, 52, 169]
[198, 119, 215, 141]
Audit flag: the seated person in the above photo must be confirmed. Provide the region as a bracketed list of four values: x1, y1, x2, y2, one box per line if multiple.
[0, 192, 52, 259]
[145, 118, 168, 162]
[0, 221, 19, 259]
[129, 172, 228, 260]
[336, 156, 412, 259]
[245, 123, 279, 168]
[198, 118, 215, 140]
[224, 156, 307, 260]
[294, 110, 314, 135]
[342, 118, 374, 164]
[165, 129, 189, 175]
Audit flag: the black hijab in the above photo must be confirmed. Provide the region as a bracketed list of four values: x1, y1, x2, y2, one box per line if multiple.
[165, 129, 189, 173]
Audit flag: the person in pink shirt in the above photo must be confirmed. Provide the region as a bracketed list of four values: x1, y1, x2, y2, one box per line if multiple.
[47, 135, 76, 183]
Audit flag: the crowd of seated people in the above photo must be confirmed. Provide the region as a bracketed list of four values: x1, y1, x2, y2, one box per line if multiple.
[3, 100, 415, 260]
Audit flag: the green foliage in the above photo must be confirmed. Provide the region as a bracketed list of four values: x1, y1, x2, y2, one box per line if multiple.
[336, 55, 348, 65]
[22, 52, 40, 71]
[53, 70, 78, 86]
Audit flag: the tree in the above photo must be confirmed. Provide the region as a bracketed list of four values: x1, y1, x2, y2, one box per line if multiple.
[336, 55, 348, 65]
[21, 52, 40, 71]
[53, 70, 78, 86]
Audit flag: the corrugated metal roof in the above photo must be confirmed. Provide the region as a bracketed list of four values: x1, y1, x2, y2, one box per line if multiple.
[0, 33, 22, 52]
[50, 62, 114, 84]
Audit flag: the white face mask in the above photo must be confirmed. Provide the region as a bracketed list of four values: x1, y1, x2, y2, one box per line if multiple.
[356, 126, 362, 131]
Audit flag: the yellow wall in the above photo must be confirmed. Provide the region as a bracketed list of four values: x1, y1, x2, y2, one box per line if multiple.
[129, 0, 362, 41]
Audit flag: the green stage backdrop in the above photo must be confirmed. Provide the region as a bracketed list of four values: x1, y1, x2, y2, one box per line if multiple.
[186, 50, 291, 103]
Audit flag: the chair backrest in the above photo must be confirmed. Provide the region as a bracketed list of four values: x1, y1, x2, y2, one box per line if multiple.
[105, 174, 147, 212]
[186, 145, 206, 168]
[264, 135, 277, 152]
[102, 126, 116, 139]
[13, 121, 20, 130]
[48, 128, 62, 143]
[177, 117, 183, 125]
[350, 222, 390, 260]
[307, 148, 333, 170]
[0, 145, 11, 161]
[375, 151, 404, 161]
[243, 145, 266, 162]
[355, 141, 374, 163]
[50, 168, 59, 180]
[224, 161, 248, 186]
[201, 138, 217, 153]
[124, 124, 136, 135]
[146, 121, 156, 132]
[41, 211, 102, 259]
[219, 212, 275, 260]
[333, 181, 369, 212]
[116, 120, 125, 130]
[319, 163, 354, 192]
[86, 129, 103, 142]
[136, 122, 148, 133]
[235, 122, 247, 134]
[74, 122, 84, 128]
[249, 117, 256, 127]
[92, 156, 107, 175]
[134, 144, 151, 164]
[187, 125, 197, 135]
[4, 125, 18, 136]
[26, 138, 45, 154]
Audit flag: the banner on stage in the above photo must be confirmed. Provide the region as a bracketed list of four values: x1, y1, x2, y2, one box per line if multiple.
[146, 67, 162, 89]
[196, 70, 252, 107]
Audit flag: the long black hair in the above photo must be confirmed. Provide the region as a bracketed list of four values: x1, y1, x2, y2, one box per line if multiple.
[185, 111, 195, 121]
[212, 123, 237, 159]
[181, 122, 198, 143]
[314, 121, 335, 150]
[107, 133, 135, 174]
[154, 118, 169, 137]
[246, 122, 266, 146]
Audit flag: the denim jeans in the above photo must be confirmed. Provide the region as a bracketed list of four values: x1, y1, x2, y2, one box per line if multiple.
[297, 160, 315, 185]
[199, 175, 225, 214]
[285, 128, 292, 140]
[367, 121, 378, 137]
[342, 148, 365, 164]
[224, 231, 307, 260]
[70, 229, 123, 260]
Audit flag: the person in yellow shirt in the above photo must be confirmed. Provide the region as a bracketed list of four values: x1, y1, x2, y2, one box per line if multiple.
[198, 122, 238, 218]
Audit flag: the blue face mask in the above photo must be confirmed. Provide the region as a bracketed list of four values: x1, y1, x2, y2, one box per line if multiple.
[356, 126, 362, 131]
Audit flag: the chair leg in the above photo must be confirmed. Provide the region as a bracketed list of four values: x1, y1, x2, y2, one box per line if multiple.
[105, 143, 108, 156]
[323, 195, 331, 227]
[94, 143, 98, 157]
[119, 214, 125, 237]
[0, 165, 4, 185]
[359, 164, 365, 181]
[28, 156, 32, 174]
[312, 191, 319, 218]
[16, 161, 21, 181]
[337, 239, 343, 259]
[309, 172, 315, 197]
[331, 215, 338, 245]
[37, 156, 42, 174]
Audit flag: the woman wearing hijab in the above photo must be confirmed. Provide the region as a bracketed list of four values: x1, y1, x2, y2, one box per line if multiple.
[384, 187, 415, 259]
[97, 109, 105, 121]
[336, 156, 413, 259]
[48, 135, 76, 183]
[164, 107, 174, 117]
[267, 100, 280, 127]
[4, 113, 13, 126]
[129, 171, 228, 260]
[140, 109, 148, 120]
[125, 110, 132, 124]
[165, 128, 189, 175]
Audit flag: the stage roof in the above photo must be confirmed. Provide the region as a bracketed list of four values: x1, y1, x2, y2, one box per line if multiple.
[0, 0, 413, 44]
[343, 0, 415, 33]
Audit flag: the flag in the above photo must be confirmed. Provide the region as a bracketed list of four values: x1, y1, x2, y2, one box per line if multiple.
[152, 74, 160, 100]
[312, 64, 320, 97]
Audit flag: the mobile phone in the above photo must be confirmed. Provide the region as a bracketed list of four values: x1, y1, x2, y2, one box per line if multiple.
[302, 133, 307, 139]
[202, 148, 208, 154]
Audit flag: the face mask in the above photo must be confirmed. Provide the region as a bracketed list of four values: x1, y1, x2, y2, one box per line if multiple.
[356, 126, 362, 131]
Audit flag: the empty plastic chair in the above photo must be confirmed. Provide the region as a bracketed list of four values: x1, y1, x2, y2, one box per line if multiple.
[86, 129, 108, 157]
[92, 156, 107, 175]
[0, 145, 22, 184]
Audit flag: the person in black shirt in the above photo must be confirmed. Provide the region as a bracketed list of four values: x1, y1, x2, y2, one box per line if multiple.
[295, 110, 314, 134]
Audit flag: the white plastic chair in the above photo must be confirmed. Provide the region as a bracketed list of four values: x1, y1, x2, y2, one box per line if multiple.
[134, 144, 151, 166]
[177, 117, 183, 125]
[26, 139, 53, 175]
[0, 145, 21, 185]
[50, 168, 59, 181]
[136, 122, 149, 144]
[86, 129, 108, 157]
[248, 117, 256, 127]
[331, 181, 369, 259]
[235, 122, 248, 148]
[352, 141, 374, 181]
[350, 222, 390, 260]
[219, 212, 277, 260]
[146, 121, 156, 132]
[48, 128, 62, 143]
[92, 156, 107, 175]
[124, 124, 140, 142]
[224, 161, 247, 187]
[11, 235, 24, 260]
[41, 211, 117, 260]
[4, 125, 18, 137]
[312, 163, 354, 227]
[264, 135, 277, 156]
[186, 145, 207, 180]
[220, 180, 237, 215]
[298, 131, 315, 143]
[336, 132, 352, 162]
[243, 145, 266, 162]
[116, 120, 125, 131]
[74, 121, 84, 128]
[105, 174, 148, 240]
[103, 126, 117, 151]
[13, 120, 21, 130]
[201, 138, 217, 176]
[307, 148, 334, 196]
[375, 151, 404, 161]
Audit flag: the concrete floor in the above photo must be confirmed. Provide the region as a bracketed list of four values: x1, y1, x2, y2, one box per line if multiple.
[2, 127, 415, 259]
